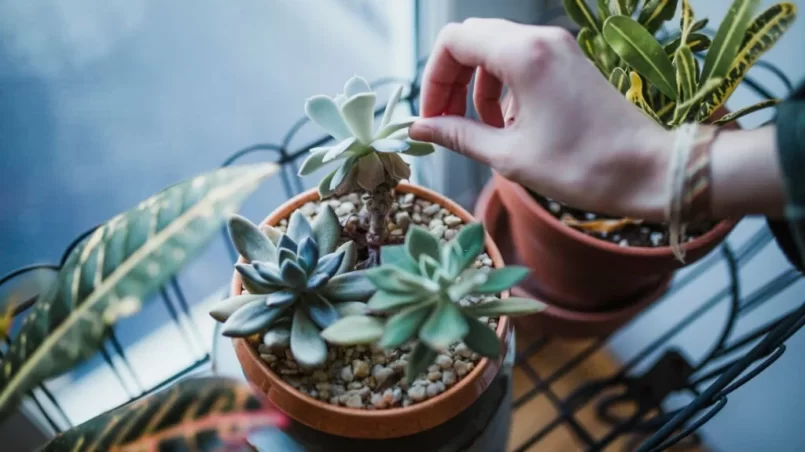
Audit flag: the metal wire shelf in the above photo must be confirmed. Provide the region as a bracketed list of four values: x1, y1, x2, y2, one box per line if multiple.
[1, 53, 801, 451]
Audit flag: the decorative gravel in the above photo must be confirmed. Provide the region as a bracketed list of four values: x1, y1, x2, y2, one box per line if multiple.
[250, 190, 498, 409]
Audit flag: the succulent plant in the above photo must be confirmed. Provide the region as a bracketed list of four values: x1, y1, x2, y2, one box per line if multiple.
[320, 223, 546, 382]
[298, 75, 435, 198]
[567, 0, 796, 128]
[209, 206, 375, 368]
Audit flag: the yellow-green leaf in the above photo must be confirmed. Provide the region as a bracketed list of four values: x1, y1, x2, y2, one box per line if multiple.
[712, 98, 781, 126]
[564, 0, 602, 34]
[638, 0, 679, 34]
[664, 33, 712, 55]
[674, 45, 698, 101]
[603, 16, 678, 100]
[597, 0, 611, 20]
[609, 67, 631, 95]
[577, 27, 600, 69]
[41, 377, 287, 451]
[697, 2, 797, 120]
[0, 164, 279, 419]
[680, 0, 695, 40]
[699, 0, 760, 84]
[672, 77, 724, 125]
[626, 71, 664, 124]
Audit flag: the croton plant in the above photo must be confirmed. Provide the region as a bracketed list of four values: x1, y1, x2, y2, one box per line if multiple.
[563, 0, 796, 232]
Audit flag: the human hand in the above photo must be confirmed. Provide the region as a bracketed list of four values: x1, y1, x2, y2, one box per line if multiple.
[409, 18, 674, 221]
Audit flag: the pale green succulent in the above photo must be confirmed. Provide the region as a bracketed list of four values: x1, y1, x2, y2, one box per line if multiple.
[208, 207, 374, 368]
[321, 223, 546, 382]
[298, 75, 436, 197]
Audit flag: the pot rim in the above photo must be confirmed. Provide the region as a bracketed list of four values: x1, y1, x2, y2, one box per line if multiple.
[229, 181, 512, 438]
[492, 172, 739, 258]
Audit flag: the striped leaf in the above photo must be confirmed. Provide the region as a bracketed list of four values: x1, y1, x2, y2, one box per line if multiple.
[672, 77, 724, 125]
[41, 377, 288, 452]
[680, 0, 695, 40]
[564, 0, 602, 34]
[697, 2, 797, 120]
[626, 71, 663, 124]
[664, 33, 711, 55]
[603, 16, 678, 100]
[674, 45, 698, 101]
[637, 0, 679, 34]
[656, 97, 677, 122]
[0, 164, 278, 418]
[712, 98, 781, 125]
[699, 0, 760, 84]
[597, 0, 611, 20]
[577, 27, 601, 69]
[609, 67, 632, 95]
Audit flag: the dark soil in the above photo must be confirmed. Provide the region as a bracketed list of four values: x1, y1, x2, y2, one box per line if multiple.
[528, 190, 717, 248]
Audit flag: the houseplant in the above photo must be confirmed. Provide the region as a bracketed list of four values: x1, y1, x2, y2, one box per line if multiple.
[0, 163, 289, 450]
[208, 76, 546, 444]
[484, 0, 797, 335]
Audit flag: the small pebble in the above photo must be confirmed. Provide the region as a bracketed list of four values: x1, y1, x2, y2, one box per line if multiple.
[330, 396, 340, 405]
[428, 371, 442, 382]
[341, 366, 354, 382]
[300, 202, 318, 216]
[371, 354, 387, 365]
[332, 385, 346, 396]
[429, 218, 444, 229]
[390, 229, 404, 237]
[412, 212, 423, 223]
[481, 257, 493, 267]
[393, 388, 403, 404]
[584, 212, 596, 220]
[444, 215, 462, 226]
[650, 232, 664, 246]
[408, 386, 426, 402]
[619, 239, 629, 247]
[336, 202, 357, 216]
[455, 343, 473, 358]
[390, 360, 406, 373]
[444, 229, 457, 240]
[372, 365, 395, 386]
[313, 370, 328, 382]
[435, 355, 453, 369]
[427, 364, 440, 373]
[423, 204, 441, 216]
[395, 212, 411, 230]
[426, 381, 445, 398]
[260, 354, 277, 364]
[316, 382, 331, 391]
[548, 201, 561, 213]
[309, 389, 318, 399]
[353, 360, 370, 378]
[348, 382, 363, 390]
[347, 193, 360, 205]
[371, 393, 388, 409]
[431, 225, 446, 239]
[383, 389, 395, 404]
[345, 394, 364, 408]
[403, 193, 416, 204]
[443, 370, 457, 386]
[454, 360, 473, 377]
[319, 390, 330, 400]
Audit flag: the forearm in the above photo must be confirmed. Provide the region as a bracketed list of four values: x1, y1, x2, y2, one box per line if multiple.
[709, 126, 787, 219]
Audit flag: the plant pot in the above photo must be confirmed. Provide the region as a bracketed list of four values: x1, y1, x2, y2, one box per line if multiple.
[492, 171, 737, 312]
[230, 182, 516, 443]
[474, 180, 670, 337]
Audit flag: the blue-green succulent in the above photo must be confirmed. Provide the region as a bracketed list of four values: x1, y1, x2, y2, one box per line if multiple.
[209, 206, 374, 368]
[298, 75, 436, 197]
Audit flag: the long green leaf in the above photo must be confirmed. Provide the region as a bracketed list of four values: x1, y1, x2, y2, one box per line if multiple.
[664, 33, 711, 55]
[609, 67, 632, 95]
[41, 377, 287, 452]
[0, 164, 278, 417]
[637, 0, 679, 34]
[711, 98, 781, 125]
[699, 0, 760, 84]
[674, 45, 698, 101]
[672, 77, 724, 125]
[564, 0, 602, 33]
[603, 15, 678, 100]
[697, 2, 797, 120]
[578, 27, 603, 74]
[597, 0, 611, 20]
[680, 0, 695, 40]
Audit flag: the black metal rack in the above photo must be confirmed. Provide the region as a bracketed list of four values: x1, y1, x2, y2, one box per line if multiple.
[1, 52, 801, 451]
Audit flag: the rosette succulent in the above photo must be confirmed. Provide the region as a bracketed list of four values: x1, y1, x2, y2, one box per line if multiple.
[209, 206, 375, 367]
[298, 75, 435, 197]
[321, 223, 546, 381]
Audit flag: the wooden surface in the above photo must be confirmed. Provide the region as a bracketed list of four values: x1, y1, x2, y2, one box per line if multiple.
[508, 329, 711, 452]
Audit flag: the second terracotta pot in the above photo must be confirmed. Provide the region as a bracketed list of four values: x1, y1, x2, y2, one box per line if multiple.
[493, 172, 737, 312]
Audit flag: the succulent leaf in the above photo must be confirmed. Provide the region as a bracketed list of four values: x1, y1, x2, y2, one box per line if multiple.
[236, 264, 281, 292]
[603, 15, 678, 100]
[228, 215, 277, 262]
[380, 85, 404, 130]
[381, 244, 419, 273]
[365, 266, 438, 293]
[305, 95, 352, 141]
[222, 300, 286, 337]
[318, 169, 337, 198]
[462, 297, 548, 317]
[291, 307, 328, 368]
[418, 255, 441, 280]
[322, 137, 360, 163]
[287, 211, 314, 244]
[320, 272, 375, 302]
[334, 302, 370, 317]
[306, 272, 330, 290]
[209, 294, 266, 322]
[357, 153, 385, 191]
[340, 92, 377, 144]
[259, 224, 283, 245]
[299, 148, 329, 176]
[277, 234, 298, 254]
[311, 205, 341, 255]
[371, 138, 410, 153]
[382, 153, 412, 180]
[419, 301, 468, 350]
[314, 250, 346, 280]
[405, 342, 438, 383]
[380, 304, 433, 348]
[401, 141, 436, 157]
[330, 156, 359, 191]
[263, 323, 291, 349]
[305, 294, 340, 330]
[368, 289, 430, 312]
[298, 237, 320, 274]
[266, 290, 297, 308]
[376, 117, 417, 139]
[462, 315, 500, 359]
[320, 315, 384, 345]
[344, 75, 372, 97]
[280, 260, 308, 289]
[455, 223, 485, 272]
[334, 241, 357, 275]
[406, 225, 441, 263]
[277, 248, 297, 268]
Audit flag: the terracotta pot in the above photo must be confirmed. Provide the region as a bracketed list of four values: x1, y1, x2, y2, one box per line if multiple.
[230, 182, 515, 439]
[474, 180, 669, 337]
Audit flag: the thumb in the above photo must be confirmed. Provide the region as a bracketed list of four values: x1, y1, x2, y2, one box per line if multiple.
[409, 116, 503, 166]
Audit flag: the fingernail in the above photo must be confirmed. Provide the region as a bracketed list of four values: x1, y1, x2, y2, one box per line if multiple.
[409, 120, 434, 142]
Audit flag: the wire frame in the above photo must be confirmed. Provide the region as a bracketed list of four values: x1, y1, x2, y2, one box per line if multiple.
[1, 58, 801, 451]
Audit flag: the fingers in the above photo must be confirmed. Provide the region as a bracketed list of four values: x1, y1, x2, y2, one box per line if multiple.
[473, 67, 504, 128]
[409, 115, 506, 167]
[419, 19, 519, 118]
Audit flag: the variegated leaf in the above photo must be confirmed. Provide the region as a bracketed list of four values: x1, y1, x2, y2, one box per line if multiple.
[597, 0, 611, 20]
[564, 0, 602, 33]
[609, 67, 631, 95]
[578, 27, 599, 66]
[603, 16, 678, 100]
[637, 0, 679, 34]
[699, 0, 760, 84]
[672, 77, 724, 125]
[41, 377, 287, 452]
[0, 164, 279, 418]
[626, 71, 663, 124]
[712, 98, 781, 126]
[674, 45, 698, 101]
[664, 33, 711, 55]
[680, 0, 695, 40]
[697, 2, 797, 120]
